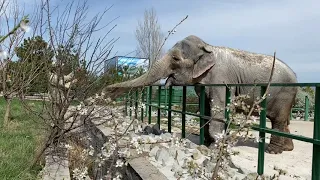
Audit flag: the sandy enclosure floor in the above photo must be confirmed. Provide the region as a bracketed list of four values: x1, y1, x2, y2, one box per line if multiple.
[231, 121, 314, 179]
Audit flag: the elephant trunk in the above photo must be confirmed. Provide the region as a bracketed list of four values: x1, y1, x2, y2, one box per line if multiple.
[106, 55, 170, 89]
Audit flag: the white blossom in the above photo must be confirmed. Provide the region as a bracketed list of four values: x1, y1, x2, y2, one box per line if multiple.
[136, 146, 143, 154]
[214, 130, 226, 140]
[76, 104, 83, 111]
[20, 20, 31, 32]
[72, 167, 89, 180]
[79, 108, 88, 115]
[255, 136, 263, 143]
[115, 159, 124, 167]
[112, 174, 122, 180]
[65, 144, 73, 150]
[88, 145, 94, 156]
[0, 49, 8, 60]
[250, 116, 259, 123]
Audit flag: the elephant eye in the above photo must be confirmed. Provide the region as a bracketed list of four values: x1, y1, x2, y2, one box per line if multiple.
[198, 54, 204, 60]
[172, 55, 180, 61]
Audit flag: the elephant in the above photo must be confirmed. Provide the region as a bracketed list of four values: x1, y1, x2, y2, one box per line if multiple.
[105, 35, 298, 154]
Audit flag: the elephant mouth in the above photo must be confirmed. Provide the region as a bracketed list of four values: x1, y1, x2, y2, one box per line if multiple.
[165, 74, 176, 87]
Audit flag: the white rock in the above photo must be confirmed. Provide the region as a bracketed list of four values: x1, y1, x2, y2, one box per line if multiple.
[155, 148, 170, 163]
[161, 159, 166, 166]
[169, 147, 178, 157]
[143, 144, 151, 152]
[204, 160, 216, 174]
[181, 158, 188, 168]
[171, 161, 179, 172]
[149, 136, 158, 143]
[176, 149, 186, 164]
[151, 111, 157, 117]
[160, 118, 168, 122]
[184, 139, 198, 149]
[149, 146, 159, 157]
[160, 133, 172, 141]
[174, 169, 183, 178]
[202, 158, 209, 167]
[192, 149, 202, 160]
[225, 166, 238, 178]
[278, 175, 296, 180]
[140, 135, 150, 142]
[197, 145, 211, 156]
[129, 132, 138, 139]
[173, 117, 181, 122]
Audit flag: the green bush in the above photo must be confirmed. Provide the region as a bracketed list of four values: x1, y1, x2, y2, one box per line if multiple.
[295, 87, 315, 109]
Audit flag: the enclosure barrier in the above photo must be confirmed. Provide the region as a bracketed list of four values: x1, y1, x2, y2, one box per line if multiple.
[290, 95, 310, 121]
[123, 83, 320, 179]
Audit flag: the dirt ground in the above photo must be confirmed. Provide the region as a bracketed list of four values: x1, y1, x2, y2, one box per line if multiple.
[231, 120, 314, 179]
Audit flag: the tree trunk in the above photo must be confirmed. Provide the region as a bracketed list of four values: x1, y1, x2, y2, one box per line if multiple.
[4, 95, 12, 127]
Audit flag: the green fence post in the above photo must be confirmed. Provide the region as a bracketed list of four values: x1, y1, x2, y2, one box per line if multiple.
[312, 86, 320, 179]
[125, 94, 128, 116]
[305, 96, 309, 121]
[148, 87, 152, 124]
[225, 87, 231, 130]
[257, 86, 267, 175]
[199, 85, 205, 145]
[129, 91, 132, 120]
[141, 88, 144, 122]
[145, 88, 148, 117]
[157, 86, 161, 128]
[182, 86, 187, 138]
[165, 88, 168, 116]
[135, 90, 138, 119]
[168, 86, 173, 133]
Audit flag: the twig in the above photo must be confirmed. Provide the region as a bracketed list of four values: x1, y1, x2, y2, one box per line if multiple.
[154, 15, 188, 61]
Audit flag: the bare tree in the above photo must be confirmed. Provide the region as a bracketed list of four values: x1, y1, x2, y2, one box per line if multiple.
[0, 0, 45, 127]
[135, 7, 165, 68]
[18, 2, 120, 177]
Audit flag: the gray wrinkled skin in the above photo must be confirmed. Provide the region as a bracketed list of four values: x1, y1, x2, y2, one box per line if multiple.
[106, 35, 298, 154]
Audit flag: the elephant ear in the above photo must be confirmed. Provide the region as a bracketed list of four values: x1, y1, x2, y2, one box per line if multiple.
[192, 45, 215, 79]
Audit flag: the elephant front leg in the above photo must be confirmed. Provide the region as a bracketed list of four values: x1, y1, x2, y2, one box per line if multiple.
[267, 120, 293, 154]
[203, 95, 215, 145]
[208, 100, 226, 146]
[266, 123, 285, 154]
[204, 119, 214, 146]
[266, 103, 294, 154]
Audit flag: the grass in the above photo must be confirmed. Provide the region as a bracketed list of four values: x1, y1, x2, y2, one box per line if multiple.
[0, 97, 45, 180]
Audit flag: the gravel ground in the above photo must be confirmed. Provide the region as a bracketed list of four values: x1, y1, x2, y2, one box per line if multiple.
[136, 114, 314, 179]
[231, 120, 313, 179]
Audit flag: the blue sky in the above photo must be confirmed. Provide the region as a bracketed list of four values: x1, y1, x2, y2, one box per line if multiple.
[21, 0, 320, 82]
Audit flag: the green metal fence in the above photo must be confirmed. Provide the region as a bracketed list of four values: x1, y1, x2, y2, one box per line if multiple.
[290, 95, 312, 121]
[123, 83, 320, 179]
[146, 87, 313, 121]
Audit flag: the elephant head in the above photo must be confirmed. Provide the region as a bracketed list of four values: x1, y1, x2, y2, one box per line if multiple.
[105, 35, 215, 94]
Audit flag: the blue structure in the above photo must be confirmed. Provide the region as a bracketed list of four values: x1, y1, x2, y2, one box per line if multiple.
[104, 56, 149, 75]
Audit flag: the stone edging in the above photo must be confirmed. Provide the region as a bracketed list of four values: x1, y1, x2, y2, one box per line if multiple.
[93, 121, 169, 180]
[42, 147, 71, 180]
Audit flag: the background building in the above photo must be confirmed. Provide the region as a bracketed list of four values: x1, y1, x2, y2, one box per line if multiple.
[104, 56, 149, 76]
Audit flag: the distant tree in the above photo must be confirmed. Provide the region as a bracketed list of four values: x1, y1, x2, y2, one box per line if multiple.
[0, 0, 44, 126]
[302, 86, 315, 97]
[15, 36, 54, 93]
[295, 87, 315, 109]
[135, 8, 165, 68]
